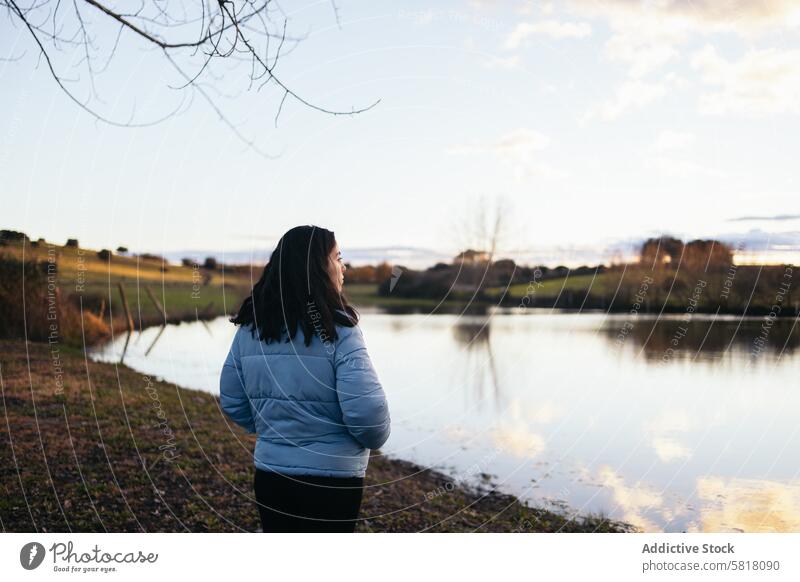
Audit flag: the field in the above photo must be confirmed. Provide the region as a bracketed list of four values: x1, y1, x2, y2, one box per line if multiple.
[501, 272, 621, 298]
[0, 239, 251, 330]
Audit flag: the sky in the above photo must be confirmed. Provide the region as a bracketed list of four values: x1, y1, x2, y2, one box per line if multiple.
[2, 0, 800, 267]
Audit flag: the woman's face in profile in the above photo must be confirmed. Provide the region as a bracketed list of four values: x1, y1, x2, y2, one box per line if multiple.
[328, 243, 346, 292]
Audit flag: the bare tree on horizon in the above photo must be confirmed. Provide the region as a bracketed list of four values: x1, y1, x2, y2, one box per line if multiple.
[450, 195, 512, 262]
[445, 195, 516, 299]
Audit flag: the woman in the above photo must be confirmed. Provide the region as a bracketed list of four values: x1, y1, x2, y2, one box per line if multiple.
[219, 225, 391, 533]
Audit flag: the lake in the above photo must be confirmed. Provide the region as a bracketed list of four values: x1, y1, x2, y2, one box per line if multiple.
[90, 309, 800, 532]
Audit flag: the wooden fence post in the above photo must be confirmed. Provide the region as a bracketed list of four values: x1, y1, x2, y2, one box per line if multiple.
[144, 285, 167, 321]
[117, 282, 134, 333]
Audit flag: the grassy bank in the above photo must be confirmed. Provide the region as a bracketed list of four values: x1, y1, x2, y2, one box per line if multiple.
[0, 339, 633, 533]
[349, 264, 800, 316]
[0, 240, 251, 342]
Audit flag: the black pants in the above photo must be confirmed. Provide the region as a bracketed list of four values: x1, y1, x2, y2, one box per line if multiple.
[254, 468, 364, 533]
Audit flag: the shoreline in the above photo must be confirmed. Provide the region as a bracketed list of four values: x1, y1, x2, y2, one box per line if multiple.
[0, 338, 634, 533]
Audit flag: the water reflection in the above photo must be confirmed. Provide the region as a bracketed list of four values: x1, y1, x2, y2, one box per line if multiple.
[693, 477, 800, 533]
[144, 325, 166, 357]
[600, 315, 799, 364]
[452, 319, 502, 405]
[90, 311, 800, 532]
[590, 465, 666, 533]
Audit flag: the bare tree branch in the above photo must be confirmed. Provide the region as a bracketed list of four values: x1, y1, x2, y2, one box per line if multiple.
[3, 0, 380, 155]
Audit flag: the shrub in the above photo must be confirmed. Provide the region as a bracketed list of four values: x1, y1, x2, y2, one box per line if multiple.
[0, 257, 109, 346]
[139, 253, 165, 262]
[0, 230, 29, 244]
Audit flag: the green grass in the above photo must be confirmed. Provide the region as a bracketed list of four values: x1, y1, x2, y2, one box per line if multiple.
[1, 239, 250, 329]
[81, 282, 245, 325]
[500, 271, 623, 298]
[343, 283, 380, 300]
[345, 283, 497, 310]
[0, 239, 238, 286]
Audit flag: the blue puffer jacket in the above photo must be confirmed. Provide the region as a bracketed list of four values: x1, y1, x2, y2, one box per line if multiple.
[219, 321, 391, 477]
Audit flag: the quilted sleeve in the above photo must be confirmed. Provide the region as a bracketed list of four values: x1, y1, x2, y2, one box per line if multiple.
[334, 326, 391, 450]
[219, 329, 256, 434]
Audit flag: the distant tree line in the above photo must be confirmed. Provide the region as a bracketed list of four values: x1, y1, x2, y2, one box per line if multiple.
[639, 236, 733, 271]
[361, 236, 795, 316]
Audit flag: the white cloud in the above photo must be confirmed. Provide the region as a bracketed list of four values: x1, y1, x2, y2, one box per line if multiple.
[653, 130, 695, 152]
[480, 54, 522, 70]
[447, 128, 561, 181]
[504, 19, 591, 49]
[654, 0, 800, 29]
[646, 130, 717, 177]
[645, 156, 724, 178]
[585, 78, 671, 120]
[570, 0, 800, 35]
[570, 0, 800, 78]
[691, 45, 800, 116]
[447, 128, 549, 160]
[604, 28, 681, 77]
[491, 128, 550, 160]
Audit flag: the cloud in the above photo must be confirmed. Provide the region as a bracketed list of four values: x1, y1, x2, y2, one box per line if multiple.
[604, 30, 680, 77]
[491, 128, 550, 159]
[570, 0, 800, 35]
[691, 45, 800, 116]
[727, 214, 800, 222]
[447, 128, 559, 181]
[504, 0, 800, 123]
[504, 19, 591, 48]
[567, 1, 698, 79]
[585, 77, 675, 120]
[570, 0, 800, 79]
[644, 155, 725, 179]
[646, 0, 800, 29]
[448, 129, 564, 181]
[447, 128, 549, 160]
[167, 245, 454, 269]
[708, 229, 800, 265]
[696, 229, 800, 267]
[653, 129, 695, 152]
[480, 54, 522, 70]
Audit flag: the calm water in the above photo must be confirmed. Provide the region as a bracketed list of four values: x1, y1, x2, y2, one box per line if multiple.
[91, 310, 800, 532]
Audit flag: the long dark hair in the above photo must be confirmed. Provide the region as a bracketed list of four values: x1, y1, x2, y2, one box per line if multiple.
[231, 225, 358, 346]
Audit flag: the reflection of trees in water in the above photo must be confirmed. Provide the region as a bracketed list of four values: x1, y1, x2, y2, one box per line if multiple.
[451, 319, 502, 406]
[602, 317, 799, 363]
